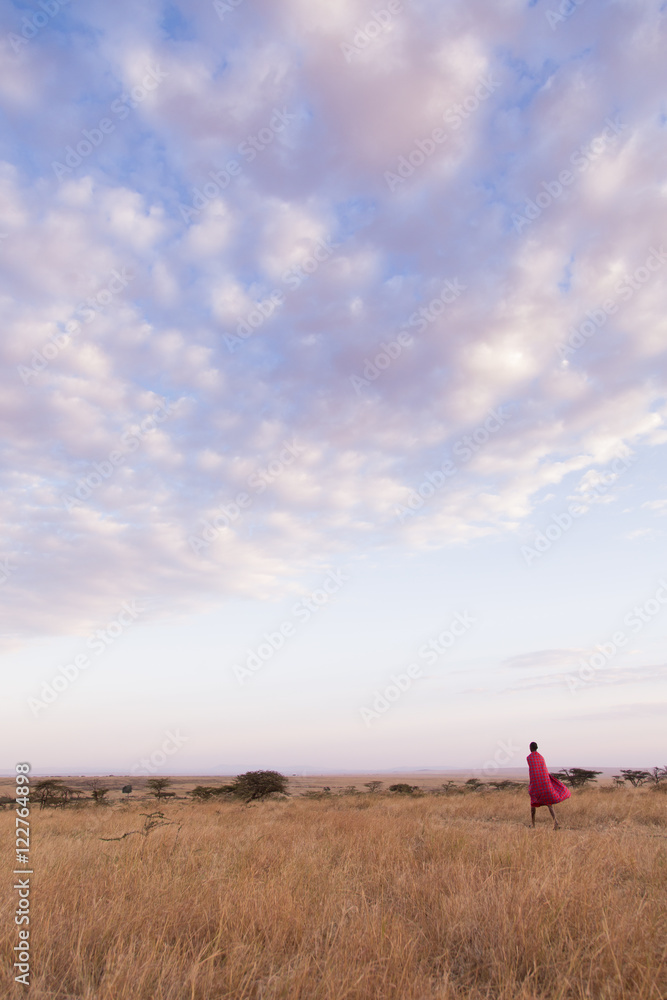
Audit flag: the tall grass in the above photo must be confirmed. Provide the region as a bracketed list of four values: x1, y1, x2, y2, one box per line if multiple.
[1, 788, 666, 998]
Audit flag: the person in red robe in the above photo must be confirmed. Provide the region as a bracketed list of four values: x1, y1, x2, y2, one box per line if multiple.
[527, 741, 570, 829]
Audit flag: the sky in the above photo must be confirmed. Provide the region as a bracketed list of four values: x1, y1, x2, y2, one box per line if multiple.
[1, 0, 666, 776]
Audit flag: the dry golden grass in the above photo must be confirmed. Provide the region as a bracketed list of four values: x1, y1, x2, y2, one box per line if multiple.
[2, 787, 666, 999]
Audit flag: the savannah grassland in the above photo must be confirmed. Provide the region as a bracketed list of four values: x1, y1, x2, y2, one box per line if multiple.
[2, 780, 666, 1000]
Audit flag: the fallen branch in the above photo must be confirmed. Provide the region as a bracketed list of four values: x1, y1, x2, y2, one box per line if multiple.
[99, 811, 179, 841]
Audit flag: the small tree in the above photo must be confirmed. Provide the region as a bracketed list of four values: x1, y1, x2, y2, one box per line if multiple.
[647, 767, 667, 786]
[233, 771, 288, 802]
[552, 768, 602, 788]
[147, 777, 172, 800]
[87, 779, 110, 805]
[34, 779, 75, 809]
[441, 780, 460, 795]
[190, 785, 217, 801]
[620, 769, 651, 788]
[465, 778, 485, 792]
[190, 784, 237, 801]
[389, 783, 419, 795]
[364, 781, 383, 794]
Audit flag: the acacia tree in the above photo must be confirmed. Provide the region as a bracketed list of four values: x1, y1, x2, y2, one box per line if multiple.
[147, 777, 172, 800]
[34, 779, 76, 808]
[87, 779, 110, 805]
[364, 781, 383, 794]
[465, 778, 485, 792]
[620, 769, 651, 787]
[233, 771, 288, 801]
[190, 785, 217, 801]
[552, 768, 602, 788]
[190, 784, 237, 801]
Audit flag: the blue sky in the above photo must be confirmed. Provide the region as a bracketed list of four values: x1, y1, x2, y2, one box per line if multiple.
[1, 0, 666, 774]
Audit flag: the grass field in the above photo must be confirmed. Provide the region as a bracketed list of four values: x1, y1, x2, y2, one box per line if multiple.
[2, 785, 666, 999]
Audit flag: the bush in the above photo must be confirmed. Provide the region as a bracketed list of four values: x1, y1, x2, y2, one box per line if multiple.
[464, 778, 485, 792]
[389, 783, 419, 795]
[190, 784, 238, 801]
[233, 771, 289, 802]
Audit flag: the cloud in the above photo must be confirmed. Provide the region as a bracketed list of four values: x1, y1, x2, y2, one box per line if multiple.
[505, 662, 667, 692]
[501, 649, 587, 671]
[569, 700, 667, 722]
[642, 499, 667, 514]
[2, 0, 667, 641]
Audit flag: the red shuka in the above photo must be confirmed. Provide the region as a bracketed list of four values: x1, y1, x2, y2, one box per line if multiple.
[527, 751, 571, 807]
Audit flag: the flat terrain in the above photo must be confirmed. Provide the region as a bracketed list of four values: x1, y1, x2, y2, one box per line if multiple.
[0, 768, 624, 802]
[2, 784, 666, 999]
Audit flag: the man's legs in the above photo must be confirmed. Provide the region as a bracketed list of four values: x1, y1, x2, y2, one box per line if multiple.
[547, 804, 560, 830]
[531, 805, 536, 827]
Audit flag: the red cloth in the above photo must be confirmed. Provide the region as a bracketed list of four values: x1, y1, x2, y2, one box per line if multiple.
[527, 751, 571, 807]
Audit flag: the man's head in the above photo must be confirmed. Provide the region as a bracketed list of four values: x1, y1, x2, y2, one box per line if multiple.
[529, 741, 538, 752]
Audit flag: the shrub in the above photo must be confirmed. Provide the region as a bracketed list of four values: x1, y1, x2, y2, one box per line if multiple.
[233, 771, 289, 802]
[389, 783, 419, 795]
[190, 784, 238, 801]
[464, 778, 485, 792]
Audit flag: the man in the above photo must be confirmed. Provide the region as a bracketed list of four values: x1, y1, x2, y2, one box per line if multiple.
[527, 741, 570, 829]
